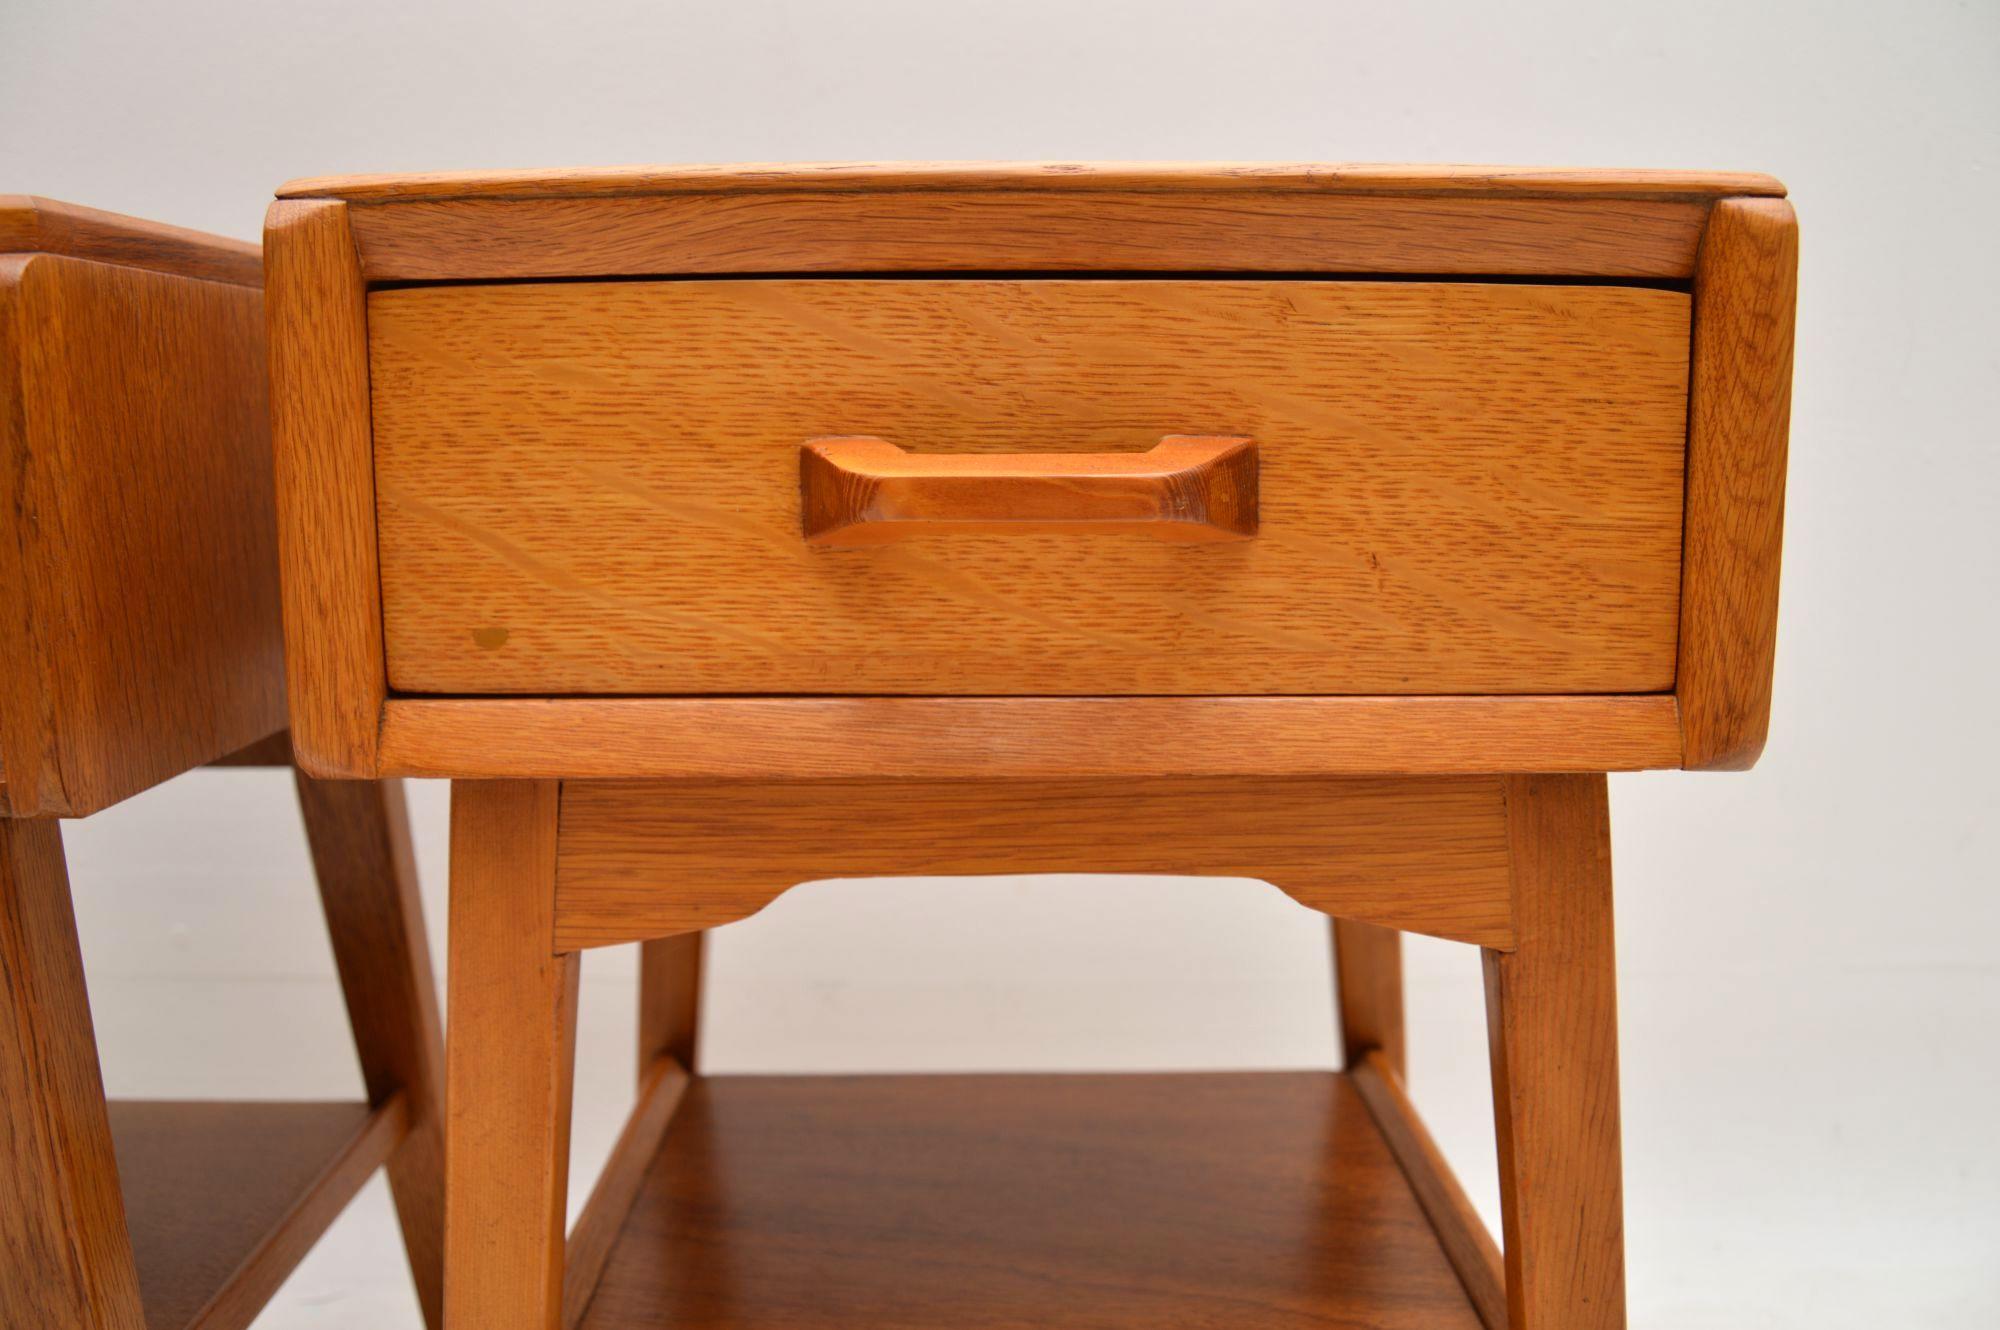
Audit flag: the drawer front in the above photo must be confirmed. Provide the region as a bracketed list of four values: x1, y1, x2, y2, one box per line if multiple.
[368, 278, 1689, 696]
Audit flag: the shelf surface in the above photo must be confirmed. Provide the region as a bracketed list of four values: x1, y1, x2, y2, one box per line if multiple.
[575, 1071, 1481, 1329]
[109, 1099, 378, 1330]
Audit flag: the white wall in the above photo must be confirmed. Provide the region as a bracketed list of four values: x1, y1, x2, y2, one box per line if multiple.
[4, 2, 1997, 1326]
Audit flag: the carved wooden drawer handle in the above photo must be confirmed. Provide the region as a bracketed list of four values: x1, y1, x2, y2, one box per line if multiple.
[801, 436, 1257, 546]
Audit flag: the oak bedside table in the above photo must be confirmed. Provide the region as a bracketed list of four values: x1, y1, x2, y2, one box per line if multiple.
[265, 163, 1796, 1330]
[2, 198, 444, 1329]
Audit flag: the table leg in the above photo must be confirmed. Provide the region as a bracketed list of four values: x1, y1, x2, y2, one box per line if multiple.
[296, 772, 447, 1329]
[444, 780, 577, 1330]
[0, 817, 144, 1329]
[1333, 918, 1405, 1079]
[1484, 773, 1626, 1330]
[637, 932, 703, 1079]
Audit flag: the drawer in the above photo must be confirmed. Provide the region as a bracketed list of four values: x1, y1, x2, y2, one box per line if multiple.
[367, 277, 1690, 696]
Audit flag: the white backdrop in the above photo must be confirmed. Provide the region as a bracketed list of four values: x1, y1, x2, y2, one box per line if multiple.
[4, 2, 1997, 1326]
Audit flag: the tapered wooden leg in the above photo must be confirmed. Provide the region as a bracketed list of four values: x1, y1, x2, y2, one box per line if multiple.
[445, 781, 578, 1330]
[1484, 774, 1625, 1330]
[637, 932, 704, 1078]
[0, 818, 145, 1330]
[296, 772, 447, 1329]
[1332, 918, 1404, 1079]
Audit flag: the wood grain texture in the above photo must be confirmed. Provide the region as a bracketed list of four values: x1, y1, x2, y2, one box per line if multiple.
[1486, 774, 1626, 1329]
[294, 773, 445, 1329]
[0, 252, 281, 817]
[378, 695, 1686, 780]
[573, 1072, 1482, 1329]
[1, 196, 260, 287]
[445, 780, 577, 1330]
[561, 1056, 688, 1330]
[1350, 1051, 1507, 1330]
[263, 200, 384, 779]
[1679, 199, 1798, 769]
[552, 776, 1513, 950]
[1333, 919, 1405, 1078]
[0, 817, 144, 1329]
[110, 1096, 404, 1330]
[370, 278, 1689, 696]
[280, 160, 1786, 202]
[636, 934, 703, 1077]
[340, 191, 1715, 282]
[801, 435, 1257, 545]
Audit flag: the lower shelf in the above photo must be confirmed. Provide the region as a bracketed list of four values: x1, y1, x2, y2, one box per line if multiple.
[574, 1071, 1484, 1329]
[110, 1097, 399, 1330]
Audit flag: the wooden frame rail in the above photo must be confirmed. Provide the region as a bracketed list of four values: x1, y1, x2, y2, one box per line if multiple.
[116, 1094, 410, 1330]
[549, 775, 1519, 950]
[561, 1055, 692, 1329]
[1351, 1052, 1507, 1329]
[375, 696, 1684, 782]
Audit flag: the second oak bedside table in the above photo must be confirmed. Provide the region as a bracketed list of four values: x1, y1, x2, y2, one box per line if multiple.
[2, 197, 444, 1330]
[265, 162, 1796, 1330]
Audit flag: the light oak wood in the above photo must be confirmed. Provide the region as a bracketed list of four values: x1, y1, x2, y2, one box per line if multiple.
[263, 200, 384, 780]
[0, 817, 144, 1329]
[279, 159, 1787, 202]
[1, 787, 444, 1330]
[295, 774, 446, 1328]
[636, 934, 703, 1077]
[337, 192, 1718, 282]
[445, 780, 577, 1330]
[280, 163, 1782, 286]
[1350, 1052, 1507, 1330]
[0, 795, 442, 1330]
[111, 1096, 405, 1330]
[551, 776, 1514, 950]
[801, 435, 1257, 545]
[370, 277, 1689, 696]
[560, 1056, 689, 1330]
[377, 695, 1686, 780]
[0, 251, 281, 817]
[1, 196, 261, 287]
[573, 1072, 1483, 1329]
[1333, 919, 1405, 1079]
[3, 201, 447, 1328]
[1679, 198, 1798, 769]
[1486, 774, 1626, 1329]
[263, 164, 1796, 1330]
